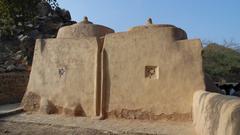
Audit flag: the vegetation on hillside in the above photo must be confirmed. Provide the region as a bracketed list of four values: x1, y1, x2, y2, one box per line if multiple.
[0, 0, 58, 40]
[0, 0, 74, 72]
[203, 43, 240, 82]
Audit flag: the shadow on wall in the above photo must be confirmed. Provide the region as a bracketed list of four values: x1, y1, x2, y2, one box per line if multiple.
[74, 104, 86, 116]
[102, 49, 111, 118]
[40, 39, 46, 53]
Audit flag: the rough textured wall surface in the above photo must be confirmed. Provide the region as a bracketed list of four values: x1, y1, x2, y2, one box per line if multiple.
[102, 26, 206, 121]
[0, 72, 29, 105]
[193, 91, 240, 135]
[22, 38, 100, 117]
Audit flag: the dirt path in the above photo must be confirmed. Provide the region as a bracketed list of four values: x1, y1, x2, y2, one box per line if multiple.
[0, 113, 196, 135]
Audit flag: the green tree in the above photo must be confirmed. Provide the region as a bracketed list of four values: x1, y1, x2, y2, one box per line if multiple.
[0, 0, 15, 39]
[46, 0, 58, 9]
[203, 43, 240, 82]
[0, 0, 58, 40]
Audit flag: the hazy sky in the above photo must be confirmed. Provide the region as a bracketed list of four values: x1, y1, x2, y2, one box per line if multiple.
[58, 0, 240, 44]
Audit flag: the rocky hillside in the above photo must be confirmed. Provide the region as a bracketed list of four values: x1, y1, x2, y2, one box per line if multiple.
[203, 44, 240, 82]
[0, 1, 76, 73]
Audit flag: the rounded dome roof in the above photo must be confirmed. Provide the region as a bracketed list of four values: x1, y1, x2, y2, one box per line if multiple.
[57, 17, 114, 39]
[129, 18, 188, 40]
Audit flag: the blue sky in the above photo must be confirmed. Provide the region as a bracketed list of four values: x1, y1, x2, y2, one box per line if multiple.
[58, 0, 240, 44]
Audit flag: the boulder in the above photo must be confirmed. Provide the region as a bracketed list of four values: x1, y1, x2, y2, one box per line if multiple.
[20, 35, 34, 43]
[37, 2, 52, 17]
[233, 91, 240, 97]
[4, 60, 15, 67]
[12, 50, 24, 61]
[6, 64, 16, 71]
[55, 7, 71, 21]
[234, 83, 240, 91]
[27, 30, 40, 39]
[0, 67, 6, 73]
[0, 2, 75, 69]
[38, 21, 62, 35]
[15, 64, 27, 71]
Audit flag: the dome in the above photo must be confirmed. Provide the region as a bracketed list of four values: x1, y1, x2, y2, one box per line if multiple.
[128, 18, 188, 40]
[57, 17, 114, 39]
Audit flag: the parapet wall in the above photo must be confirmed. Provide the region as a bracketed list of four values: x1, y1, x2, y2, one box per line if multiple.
[0, 72, 29, 105]
[193, 91, 240, 135]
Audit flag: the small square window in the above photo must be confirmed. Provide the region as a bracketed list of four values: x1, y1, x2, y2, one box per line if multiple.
[145, 66, 159, 79]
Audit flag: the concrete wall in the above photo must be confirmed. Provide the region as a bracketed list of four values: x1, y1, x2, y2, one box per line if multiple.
[22, 38, 101, 117]
[0, 72, 29, 105]
[102, 27, 206, 121]
[193, 91, 240, 135]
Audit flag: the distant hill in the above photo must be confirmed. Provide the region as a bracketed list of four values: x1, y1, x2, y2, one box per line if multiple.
[203, 44, 240, 82]
[235, 47, 240, 53]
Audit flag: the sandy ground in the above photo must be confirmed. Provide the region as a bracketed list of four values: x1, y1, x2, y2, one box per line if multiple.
[0, 112, 196, 135]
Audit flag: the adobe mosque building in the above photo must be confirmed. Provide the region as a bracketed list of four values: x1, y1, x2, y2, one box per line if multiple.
[21, 17, 219, 119]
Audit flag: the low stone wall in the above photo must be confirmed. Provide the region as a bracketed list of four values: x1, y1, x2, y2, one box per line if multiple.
[0, 72, 29, 105]
[193, 90, 240, 135]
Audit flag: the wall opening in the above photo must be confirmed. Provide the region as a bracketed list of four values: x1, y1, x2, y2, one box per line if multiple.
[145, 66, 159, 79]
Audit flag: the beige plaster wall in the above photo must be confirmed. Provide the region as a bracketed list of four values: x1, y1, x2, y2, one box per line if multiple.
[22, 38, 101, 117]
[102, 27, 206, 121]
[193, 91, 240, 135]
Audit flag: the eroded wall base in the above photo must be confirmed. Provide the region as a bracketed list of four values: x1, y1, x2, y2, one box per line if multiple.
[107, 109, 192, 121]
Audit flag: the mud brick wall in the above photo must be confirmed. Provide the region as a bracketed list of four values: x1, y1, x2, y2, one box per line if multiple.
[0, 72, 29, 105]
